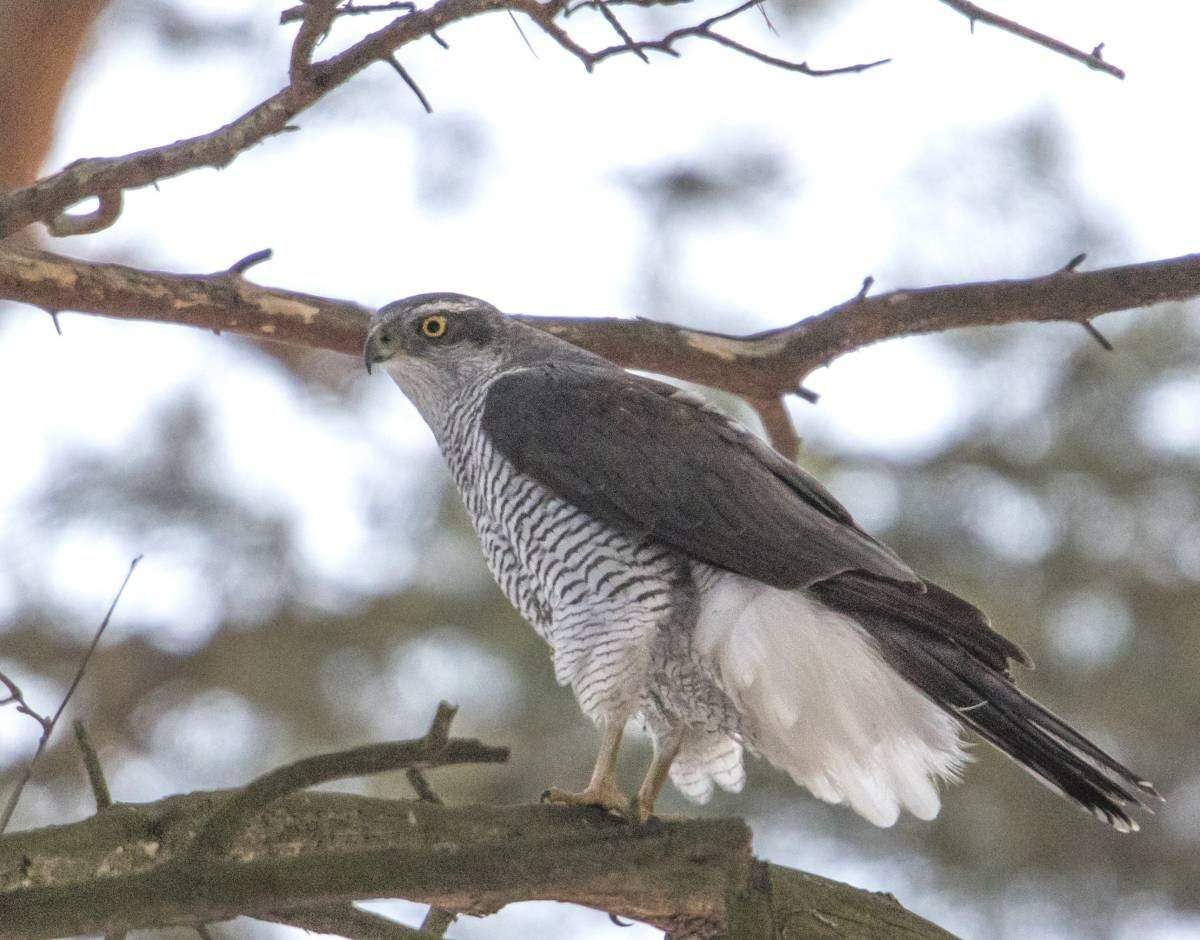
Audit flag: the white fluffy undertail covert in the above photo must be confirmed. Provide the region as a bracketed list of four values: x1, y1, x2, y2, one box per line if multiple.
[692, 571, 967, 827]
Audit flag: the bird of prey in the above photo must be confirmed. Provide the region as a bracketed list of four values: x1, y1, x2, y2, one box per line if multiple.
[364, 292, 1159, 830]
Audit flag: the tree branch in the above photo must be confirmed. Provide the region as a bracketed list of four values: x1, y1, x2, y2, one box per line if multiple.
[2, 244, 1198, 456]
[0, 787, 956, 940]
[0, 0, 882, 240]
[936, 0, 1124, 79]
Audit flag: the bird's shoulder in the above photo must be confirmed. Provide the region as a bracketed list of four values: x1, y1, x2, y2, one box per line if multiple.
[481, 361, 916, 589]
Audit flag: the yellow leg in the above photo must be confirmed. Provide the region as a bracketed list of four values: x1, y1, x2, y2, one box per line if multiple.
[543, 719, 628, 814]
[633, 736, 682, 821]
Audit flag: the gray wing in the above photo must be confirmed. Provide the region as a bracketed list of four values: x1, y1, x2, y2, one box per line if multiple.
[481, 363, 918, 590]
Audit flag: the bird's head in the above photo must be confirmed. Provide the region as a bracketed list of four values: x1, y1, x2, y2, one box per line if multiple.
[364, 292, 509, 373]
[365, 292, 574, 426]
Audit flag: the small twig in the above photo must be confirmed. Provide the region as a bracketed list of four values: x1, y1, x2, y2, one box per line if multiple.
[289, 0, 340, 85]
[385, 55, 433, 113]
[405, 767, 444, 804]
[506, 9, 540, 59]
[0, 676, 51, 738]
[581, 0, 889, 74]
[419, 906, 458, 937]
[521, 0, 888, 76]
[755, 0, 777, 37]
[1080, 320, 1114, 351]
[0, 555, 141, 833]
[186, 702, 504, 859]
[281, 0, 416, 24]
[227, 248, 274, 276]
[596, 1, 649, 63]
[73, 721, 113, 811]
[46, 190, 123, 237]
[937, 0, 1125, 79]
[405, 744, 456, 937]
[750, 396, 801, 458]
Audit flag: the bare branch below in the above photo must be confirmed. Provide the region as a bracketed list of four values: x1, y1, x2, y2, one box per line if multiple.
[0, 785, 956, 939]
[937, 0, 1124, 79]
[2, 244, 1200, 456]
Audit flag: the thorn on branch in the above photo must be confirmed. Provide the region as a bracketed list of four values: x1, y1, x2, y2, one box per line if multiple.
[228, 248, 274, 276]
[539, 0, 888, 76]
[46, 190, 123, 238]
[385, 55, 433, 113]
[1080, 319, 1114, 352]
[854, 275, 875, 302]
[46, 310, 63, 336]
[73, 720, 113, 811]
[610, 913, 634, 927]
[1062, 252, 1087, 273]
[794, 385, 819, 404]
[937, 0, 1125, 79]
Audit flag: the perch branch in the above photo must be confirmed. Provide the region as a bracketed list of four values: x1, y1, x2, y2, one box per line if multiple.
[2, 244, 1199, 457]
[0, 787, 955, 939]
[936, 0, 1124, 79]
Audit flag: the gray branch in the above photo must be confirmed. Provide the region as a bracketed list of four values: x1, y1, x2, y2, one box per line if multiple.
[2, 243, 1199, 459]
[0, 787, 955, 939]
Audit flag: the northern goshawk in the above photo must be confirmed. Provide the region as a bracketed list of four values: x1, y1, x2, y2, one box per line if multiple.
[364, 292, 1158, 830]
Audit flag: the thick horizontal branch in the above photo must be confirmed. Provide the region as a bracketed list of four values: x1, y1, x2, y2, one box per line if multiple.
[0, 789, 955, 939]
[2, 244, 1198, 456]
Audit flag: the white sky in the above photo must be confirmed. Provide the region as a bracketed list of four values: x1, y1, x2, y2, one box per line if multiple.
[2, 0, 1199, 936]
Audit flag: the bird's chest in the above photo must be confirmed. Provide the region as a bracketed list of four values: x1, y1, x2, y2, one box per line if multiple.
[445, 422, 683, 653]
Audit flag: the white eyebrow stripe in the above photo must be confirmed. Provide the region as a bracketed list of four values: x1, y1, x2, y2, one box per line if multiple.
[413, 299, 479, 315]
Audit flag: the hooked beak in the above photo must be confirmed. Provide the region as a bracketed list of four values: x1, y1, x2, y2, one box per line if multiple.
[364, 327, 387, 376]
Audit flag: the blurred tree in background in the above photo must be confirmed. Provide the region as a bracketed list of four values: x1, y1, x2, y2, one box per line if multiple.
[2, 1, 1198, 937]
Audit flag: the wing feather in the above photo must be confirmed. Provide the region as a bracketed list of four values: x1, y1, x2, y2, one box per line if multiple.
[482, 363, 917, 590]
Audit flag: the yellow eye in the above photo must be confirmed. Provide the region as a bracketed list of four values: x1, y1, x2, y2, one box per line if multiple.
[420, 314, 448, 339]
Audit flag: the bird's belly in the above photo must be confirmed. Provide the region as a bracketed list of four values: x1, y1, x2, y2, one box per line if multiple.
[456, 443, 683, 718]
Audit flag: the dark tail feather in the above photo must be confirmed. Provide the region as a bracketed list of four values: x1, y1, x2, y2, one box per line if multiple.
[812, 575, 1160, 831]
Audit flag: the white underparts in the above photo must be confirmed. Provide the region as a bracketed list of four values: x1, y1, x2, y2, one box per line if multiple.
[692, 570, 967, 827]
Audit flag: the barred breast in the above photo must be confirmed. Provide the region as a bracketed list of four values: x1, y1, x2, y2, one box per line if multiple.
[435, 377, 686, 722]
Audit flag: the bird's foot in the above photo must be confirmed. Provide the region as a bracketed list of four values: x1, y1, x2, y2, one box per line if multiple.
[541, 782, 629, 816]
